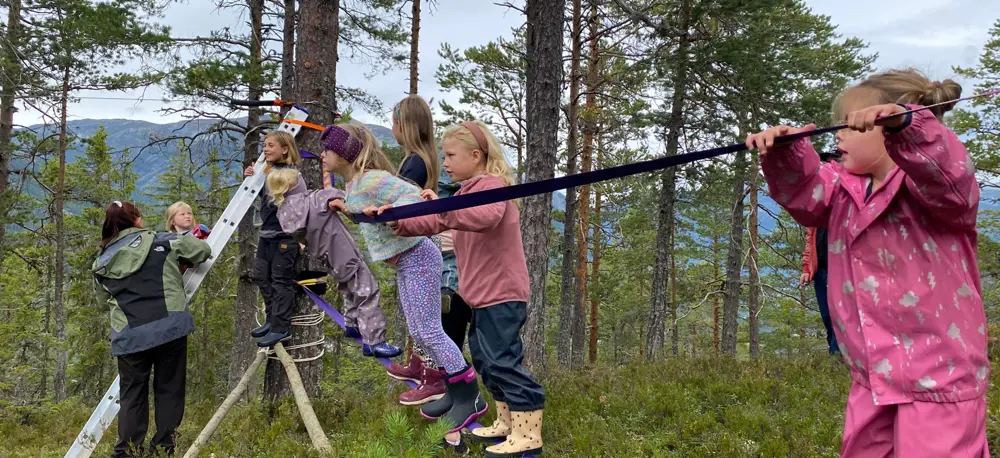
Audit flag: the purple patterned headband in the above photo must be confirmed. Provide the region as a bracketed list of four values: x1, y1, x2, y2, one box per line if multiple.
[320, 124, 362, 163]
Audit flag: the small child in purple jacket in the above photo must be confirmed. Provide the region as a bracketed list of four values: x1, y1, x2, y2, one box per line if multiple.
[266, 167, 401, 358]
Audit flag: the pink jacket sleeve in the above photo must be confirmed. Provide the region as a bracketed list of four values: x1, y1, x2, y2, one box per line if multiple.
[760, 138, 838, 228]
[885, 107, 979, 229]
[440, 179, 506, 233]
[393, 213, 449, 237]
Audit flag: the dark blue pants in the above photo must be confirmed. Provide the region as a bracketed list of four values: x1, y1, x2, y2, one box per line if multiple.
[468, 301, 545, 411]
[813, 268, 839, 355]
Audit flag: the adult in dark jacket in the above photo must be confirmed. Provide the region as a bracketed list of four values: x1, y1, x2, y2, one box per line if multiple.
[92, 201, 211, 458]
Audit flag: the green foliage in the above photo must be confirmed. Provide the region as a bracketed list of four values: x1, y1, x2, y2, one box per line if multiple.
[16, 354, 1000, 456]
[952, 19, 1000, 183]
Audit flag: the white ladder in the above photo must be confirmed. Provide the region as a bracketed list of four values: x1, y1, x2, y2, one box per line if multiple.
[64, 106, 311, 458]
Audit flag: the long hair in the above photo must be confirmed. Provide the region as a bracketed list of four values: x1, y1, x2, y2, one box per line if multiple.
[101, 201, 143, 248]
[393, 95, 440, 189]
[265, 168, 300, 207]
[340, 123, 397, 179]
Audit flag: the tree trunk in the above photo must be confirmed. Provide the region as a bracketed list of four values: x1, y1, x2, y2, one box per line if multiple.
[0, 0, 20, 271]
[588, 134, 603, 364]
[53, 67, 70, 402]
[408, 0, 420, 95]
[281, 0, 296, 116]
[40, 249, 52, 398]
[572, 0, 598, 369]
[265, 0, 339, 400]
[712, 231, 720, 355]
[557, 0, 582, 370]
[748, 150, 761, 358]
[721, 148, 747, 356]
[670, 225, 679, 356]
[229, 0, 266, 394]
[645, 0, 689, 360]
[520, 0, 565, 372]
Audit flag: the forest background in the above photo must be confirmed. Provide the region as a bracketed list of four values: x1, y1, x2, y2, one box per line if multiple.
[3, 0, 1000, 456]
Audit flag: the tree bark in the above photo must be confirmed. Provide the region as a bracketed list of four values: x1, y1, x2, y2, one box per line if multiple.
[557, 0, 582, 370]
[520, 0, 565, 372]
[408, 0, 420, 95]
[645, 0, 689, 360]
[264, 0, 339, 400]
[712, 231, 720, 355]
[229, 0, 266, 394]
[40, 248, 52, 398]
[53, 67, 70, 402]
[572, 0, 598, 369]
[721, 148, 747, 356]
[588, 133, 603, 364]
[670, 224, 679, 356]
[281, 0, 296, 116]
[0, 0, 21, 271]
[748, 148, 761, 357]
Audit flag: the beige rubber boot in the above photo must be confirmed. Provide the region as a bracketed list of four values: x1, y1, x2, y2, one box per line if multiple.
[484, 409, 543, 457]
[471, 401, 511, 442]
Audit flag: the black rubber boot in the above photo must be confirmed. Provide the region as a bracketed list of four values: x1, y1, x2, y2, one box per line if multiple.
[250, 322, 271, 338]
[419, 389, 453, 419]
[440, 365, 487, 433]
[256, 329, 291, 348]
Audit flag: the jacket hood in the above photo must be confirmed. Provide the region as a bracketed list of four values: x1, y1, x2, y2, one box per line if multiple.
[92, 227, 152, 279]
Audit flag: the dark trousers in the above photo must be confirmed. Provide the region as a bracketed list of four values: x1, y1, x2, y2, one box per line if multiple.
[468, 301, 545, 411]
[442, 293, 472, 350]
[813, 268, 839, 355]
[251, 236, 300, 332]
[115, 336, 187, 458]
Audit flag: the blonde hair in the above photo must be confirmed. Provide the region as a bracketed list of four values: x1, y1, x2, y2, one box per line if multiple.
[165, 201, 194, 232]
[442, 120, 514, 186]
[340, 123, 397, 179]
[393, 96, 440, 189]
[832, 68, 962, 123]
[265, 131, 302, 166]
[265, 168, 300, 207]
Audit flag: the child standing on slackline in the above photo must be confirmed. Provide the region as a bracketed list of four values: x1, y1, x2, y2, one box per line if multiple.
[243, 131, 302, 348]
[263, 167, 402, 358]
[391, 120, 544, 458]
[384, 94, 473, 407]
[320, 122, 487, 446]
[746, 69, 988, 457]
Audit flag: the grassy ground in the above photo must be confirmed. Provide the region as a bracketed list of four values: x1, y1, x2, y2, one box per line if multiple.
[3, 353, 999, 457]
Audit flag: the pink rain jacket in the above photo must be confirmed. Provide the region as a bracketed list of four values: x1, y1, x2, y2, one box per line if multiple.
[762, 107, 989, 405]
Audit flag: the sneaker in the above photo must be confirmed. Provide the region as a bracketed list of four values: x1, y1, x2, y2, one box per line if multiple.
[400, 366, 446, 406]
[386, 351, 424, 383]
[344, 326, 362, 339]
[362, 342, 403, 358]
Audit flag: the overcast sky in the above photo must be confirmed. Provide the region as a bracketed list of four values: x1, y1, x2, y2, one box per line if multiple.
[16, 0, 1000, 127]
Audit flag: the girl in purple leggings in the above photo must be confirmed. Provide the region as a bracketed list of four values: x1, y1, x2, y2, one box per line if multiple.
[319, 122, 486, 448]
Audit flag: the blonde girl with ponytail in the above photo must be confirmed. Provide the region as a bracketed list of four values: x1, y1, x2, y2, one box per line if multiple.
[391, 120, 544, 457]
